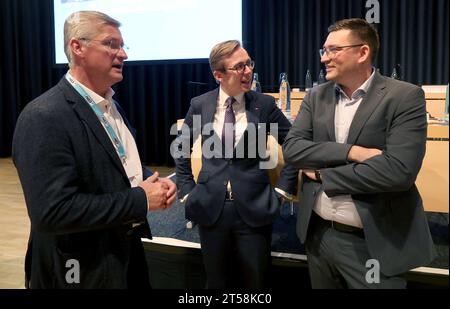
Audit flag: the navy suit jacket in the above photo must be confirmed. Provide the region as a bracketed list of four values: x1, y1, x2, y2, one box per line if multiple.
[12, 77, 151, 288]
[283, 72, 435, 276]
[175, 89, 298, 227]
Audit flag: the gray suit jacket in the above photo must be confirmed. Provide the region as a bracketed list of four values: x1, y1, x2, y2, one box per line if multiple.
[283, 72, 435, 276]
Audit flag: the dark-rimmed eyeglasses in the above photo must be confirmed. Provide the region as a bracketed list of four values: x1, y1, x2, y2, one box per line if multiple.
[79, 38, 129, 53]
[319, 44, 364, 58]
[226, 60, 255, 74]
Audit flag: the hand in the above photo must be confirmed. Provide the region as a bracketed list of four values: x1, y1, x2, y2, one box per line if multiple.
[303, 169, 317, 181]
[138, 172, 168, 211]
[347, 145, 382, 163]
[157, 177, 177, 209]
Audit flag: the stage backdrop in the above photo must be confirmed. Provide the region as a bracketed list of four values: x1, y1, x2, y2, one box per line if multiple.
[1, 0, 448, 165]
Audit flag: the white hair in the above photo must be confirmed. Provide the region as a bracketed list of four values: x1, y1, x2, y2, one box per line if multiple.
[64, 11, 121, 68]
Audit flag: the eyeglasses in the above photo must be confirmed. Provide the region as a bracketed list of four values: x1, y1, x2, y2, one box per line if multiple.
[79, 38, 129, 53]
[227, 60, 255, 74]
[319, 44, 364, 58]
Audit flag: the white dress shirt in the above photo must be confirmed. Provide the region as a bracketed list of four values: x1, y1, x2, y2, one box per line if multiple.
[313, 70, 376, 228]
[213, 87, 247, 147]
[72, 76, 143, 188]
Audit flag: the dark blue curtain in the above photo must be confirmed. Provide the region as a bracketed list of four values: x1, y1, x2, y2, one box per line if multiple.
[1, 0, 448, 164]
[244, 0, 449, 91]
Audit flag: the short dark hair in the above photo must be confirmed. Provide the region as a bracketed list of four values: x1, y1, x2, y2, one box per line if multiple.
[328, 18, 380, 63]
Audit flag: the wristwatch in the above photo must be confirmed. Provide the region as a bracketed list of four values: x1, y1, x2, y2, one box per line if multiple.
[315, 170, 322, 183]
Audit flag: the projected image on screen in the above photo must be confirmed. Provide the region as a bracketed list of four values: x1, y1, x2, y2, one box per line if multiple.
[54, 0, 242, 63]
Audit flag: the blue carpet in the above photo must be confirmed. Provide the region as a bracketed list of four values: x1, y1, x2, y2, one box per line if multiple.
[147, 200, 448, 269]
[147, 200, 304, 253]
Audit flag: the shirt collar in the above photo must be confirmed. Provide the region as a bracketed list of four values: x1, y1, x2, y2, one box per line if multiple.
[67, 71, 115, 112]
[335, 68, 376, 101]
[219, 87, 245, 107]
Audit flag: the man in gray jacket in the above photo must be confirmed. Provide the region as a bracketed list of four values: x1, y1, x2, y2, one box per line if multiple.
[283, 18, 434, 288]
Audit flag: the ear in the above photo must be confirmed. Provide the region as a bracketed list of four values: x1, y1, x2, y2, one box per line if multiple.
[358, 45, 370, 64]
[69, 38, 85, 58]
[213, 70, 224, 84]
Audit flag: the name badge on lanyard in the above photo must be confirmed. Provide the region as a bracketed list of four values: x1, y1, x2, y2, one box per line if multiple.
[65, 72, 127, 162]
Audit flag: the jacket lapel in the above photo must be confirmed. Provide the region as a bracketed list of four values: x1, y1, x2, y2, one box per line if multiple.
[234, 91, 260, 154]
[60, 78, 128, 178]
[244, 91, 260, 126]
[323, 85, 338, 142]
[202, 89, 219, 130]
[346, 72, 387, 145]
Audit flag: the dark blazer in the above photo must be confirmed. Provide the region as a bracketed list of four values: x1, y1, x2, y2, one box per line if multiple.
[283, 72, 435, 276]
[175, 89, 298, 227]
[12, 77, 151, 288]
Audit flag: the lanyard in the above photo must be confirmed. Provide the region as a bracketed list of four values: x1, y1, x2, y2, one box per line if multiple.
[65, 72, 126, 162]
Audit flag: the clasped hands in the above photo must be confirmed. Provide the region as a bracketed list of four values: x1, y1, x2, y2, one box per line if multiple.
[138, 172, 177, 211]
[303, 145, 383, 181]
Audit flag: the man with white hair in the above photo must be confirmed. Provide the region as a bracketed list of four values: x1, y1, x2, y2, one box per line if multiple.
[12, 11, 176, 288]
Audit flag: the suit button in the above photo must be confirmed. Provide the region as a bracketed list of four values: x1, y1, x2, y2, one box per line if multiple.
[228, 160, 233, 165]
[223, 181, 227, 186]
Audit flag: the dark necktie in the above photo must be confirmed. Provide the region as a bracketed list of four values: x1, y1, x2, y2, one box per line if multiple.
[222, 96, 236, 157]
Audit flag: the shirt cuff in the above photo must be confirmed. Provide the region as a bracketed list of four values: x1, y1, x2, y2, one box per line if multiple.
[274, 187, 295, 201]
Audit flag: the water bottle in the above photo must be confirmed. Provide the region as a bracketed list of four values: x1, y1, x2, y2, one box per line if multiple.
[395, 64, 402, 80]
[318, 69, 326, 85]
[391, 67, 399, 80]
[444, 84, 449, 122]
[305, 69, 313, 92]
[251, 72, 262, 93]
[277, 73, 284, 109]
[279, 72, 291, 118]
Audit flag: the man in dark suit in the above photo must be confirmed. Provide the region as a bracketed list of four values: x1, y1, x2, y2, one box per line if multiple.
[12, 11, 176, 288]
[283, 18, 435, 288]
[174, 40, 298, 288]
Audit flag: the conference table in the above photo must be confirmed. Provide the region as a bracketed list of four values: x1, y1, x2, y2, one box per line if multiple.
[266, 87, 448, 120]
[180, 89, 449, 213]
